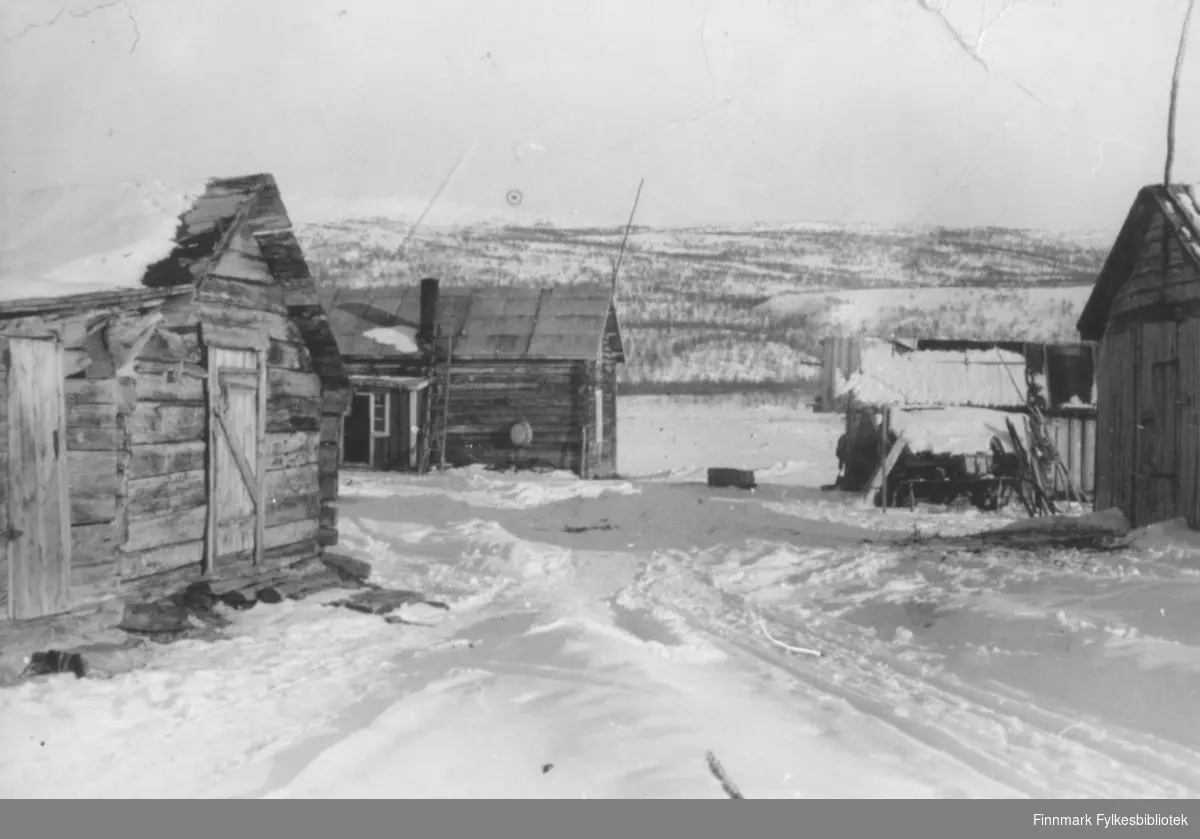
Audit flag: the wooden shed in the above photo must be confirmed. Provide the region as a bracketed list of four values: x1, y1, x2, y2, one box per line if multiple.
[827, 336, 1098, 497]
[323, 280, 625, 478]
[0, 173, 350, 623]
[914, 337, 1099, 498]
[834, 337, 1098, 502]
[1076, 183, 1200, 530]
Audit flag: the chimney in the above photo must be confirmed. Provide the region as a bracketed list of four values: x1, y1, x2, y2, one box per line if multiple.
[418, 278, 439, 347]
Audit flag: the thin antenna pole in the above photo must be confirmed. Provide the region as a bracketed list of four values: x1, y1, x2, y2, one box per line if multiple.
[1165, 0, 1196, 186]
[611, 178, 645, 298]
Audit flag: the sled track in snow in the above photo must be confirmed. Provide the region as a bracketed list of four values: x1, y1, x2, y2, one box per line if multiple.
[627, 562, 1200, 800]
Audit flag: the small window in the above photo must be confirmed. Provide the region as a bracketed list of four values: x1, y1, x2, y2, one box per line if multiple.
[372, 392, 390, 435]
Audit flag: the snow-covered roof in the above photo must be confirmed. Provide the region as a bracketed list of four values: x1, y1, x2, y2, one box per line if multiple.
[324, 284, 625, 362]
[0, 180, 204, 302]
[890, 407, 1025, 455]
[362, 326, 419, 354]
[836, 338, 1027, 409]
[0, 174, 351, 409]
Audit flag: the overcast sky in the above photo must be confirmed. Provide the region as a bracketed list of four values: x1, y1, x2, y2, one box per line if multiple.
[1, 0, 1197, 232]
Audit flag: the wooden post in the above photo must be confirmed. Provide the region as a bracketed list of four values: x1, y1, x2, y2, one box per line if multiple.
[204, 360, 218, 576]
[880, 407, 890, 512]
[254, 348, 267, 567]
[338, 402, 346, 468]
[581, 426, 590, 479]
[439, 336, 453, 472]
[408, 388, 419, 470]
[367, 392, 377, 470]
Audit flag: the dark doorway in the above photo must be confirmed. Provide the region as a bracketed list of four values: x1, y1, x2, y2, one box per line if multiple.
[343, 393, 371, 465]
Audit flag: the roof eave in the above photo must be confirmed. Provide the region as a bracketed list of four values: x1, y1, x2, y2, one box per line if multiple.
[0, 284, 196, 319]
[1076, 184, 1197, 342]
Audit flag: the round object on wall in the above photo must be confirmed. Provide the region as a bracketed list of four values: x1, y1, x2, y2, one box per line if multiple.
[510, 420, 534, 448]
[505, 189, 524, 206]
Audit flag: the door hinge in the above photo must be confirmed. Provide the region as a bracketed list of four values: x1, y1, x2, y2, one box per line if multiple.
[53, 429, 60, 459]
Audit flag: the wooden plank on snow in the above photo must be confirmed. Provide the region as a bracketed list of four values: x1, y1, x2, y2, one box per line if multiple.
[863, 431, 909, 502]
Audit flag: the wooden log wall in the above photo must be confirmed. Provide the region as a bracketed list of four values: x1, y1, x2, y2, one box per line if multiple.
[1093, 329, 1131, 519]
[119, 285, 334, 580]
[435, 359, 591, 474]
[1181, 319, 1200, 530]
[1092, 204, 1200, 530]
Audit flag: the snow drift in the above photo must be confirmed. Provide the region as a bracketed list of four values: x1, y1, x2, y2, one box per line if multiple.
[2, 395, 1200, 799]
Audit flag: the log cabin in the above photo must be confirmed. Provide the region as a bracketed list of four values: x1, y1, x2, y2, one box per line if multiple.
[1077, 183, 1200, 530]
[323, 279, 625, 478]
[0, 173, 350, 624]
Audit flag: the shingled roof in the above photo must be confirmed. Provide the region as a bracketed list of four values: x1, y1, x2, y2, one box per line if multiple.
[324, 284, 626, 363]
[1076, 183, 1200, 342]
[162, 175, 349, 398]
[0, 174, 349, 403]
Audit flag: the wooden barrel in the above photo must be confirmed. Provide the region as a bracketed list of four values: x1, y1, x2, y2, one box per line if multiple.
[510, 420, 534, 448]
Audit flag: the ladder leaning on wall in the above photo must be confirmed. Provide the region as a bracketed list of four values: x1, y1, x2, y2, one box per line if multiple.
[419, 328, 453, 474]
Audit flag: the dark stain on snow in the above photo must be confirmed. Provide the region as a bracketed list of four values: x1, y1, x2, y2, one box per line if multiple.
[605, 596, 683, 647]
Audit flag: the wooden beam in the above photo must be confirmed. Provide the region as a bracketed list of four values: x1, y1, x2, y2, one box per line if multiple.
[880, 408, 891, 512]
[863, 427, 908, 503]
[204, 363, 217, 575]
[0, 316, 59, 341]
[107, 312, 164, 378]
[200, 322, 270, 351]
[367, 392, 377, 469]
[213, 402, 261, 509]
[255, 349, 267, 567]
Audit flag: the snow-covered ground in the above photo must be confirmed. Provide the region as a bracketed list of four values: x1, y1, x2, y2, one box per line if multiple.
[2, 394, 1200, 799]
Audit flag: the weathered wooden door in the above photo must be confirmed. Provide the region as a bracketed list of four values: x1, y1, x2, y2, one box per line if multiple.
[206, 346, 267, 571]
[1138, 357, 1181, 525]
[5, 337, 71, 619]
[1133, 322, 1183, 527]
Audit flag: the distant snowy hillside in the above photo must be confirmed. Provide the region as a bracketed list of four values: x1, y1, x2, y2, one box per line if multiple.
[296, 217, 1109, 392]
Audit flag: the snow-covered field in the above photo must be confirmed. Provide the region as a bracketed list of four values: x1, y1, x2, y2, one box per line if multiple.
[2, 394, 1200, 799]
